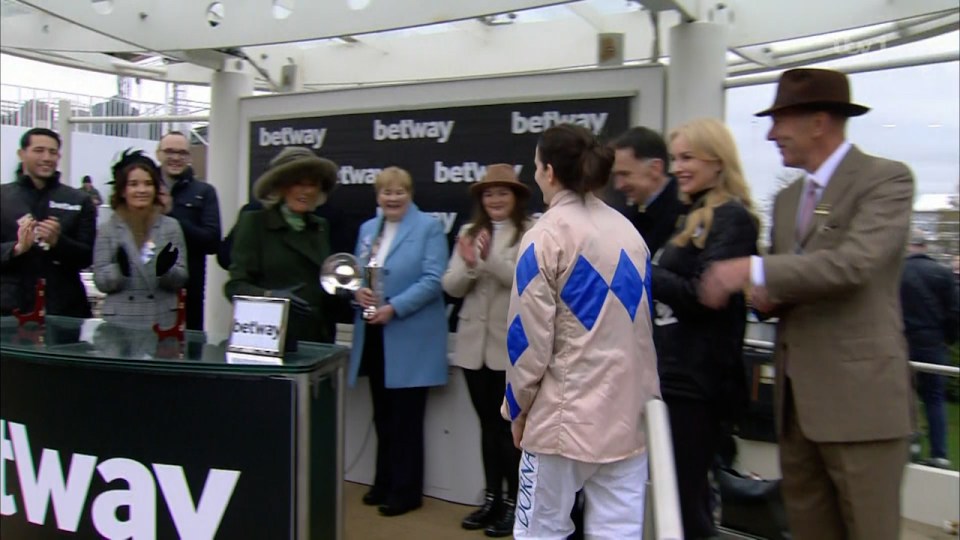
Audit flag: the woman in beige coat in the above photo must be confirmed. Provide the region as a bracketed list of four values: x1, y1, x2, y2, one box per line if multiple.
[443, 164, 532, 537]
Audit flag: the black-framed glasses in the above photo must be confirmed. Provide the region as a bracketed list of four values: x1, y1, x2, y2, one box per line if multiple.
[160, 149, 190, 157]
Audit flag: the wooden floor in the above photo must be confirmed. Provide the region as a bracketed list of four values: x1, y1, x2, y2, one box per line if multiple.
[343, 481, 954, 540]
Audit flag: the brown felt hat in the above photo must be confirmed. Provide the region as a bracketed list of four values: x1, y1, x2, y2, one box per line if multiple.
[468, 163, 530, 198]
[755, 68, 870, 117]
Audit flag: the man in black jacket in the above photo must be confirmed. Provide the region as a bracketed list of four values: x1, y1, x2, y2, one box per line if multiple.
[156, 131, 222, 331]
[900, 234, 960, 468]
[611, 126, 686, 256]
[1, 128, 96, 318]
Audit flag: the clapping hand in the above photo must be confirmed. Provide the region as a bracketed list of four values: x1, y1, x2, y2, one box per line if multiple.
[34, 217, 61, 248]
[476, 228, 492, 261]
[155, 242, 179, 276]
[14, 214, 36, 255]
[457, 234, 478, 268]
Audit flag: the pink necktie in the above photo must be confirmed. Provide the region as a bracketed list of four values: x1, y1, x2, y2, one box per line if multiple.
[796, 180, 819, 242]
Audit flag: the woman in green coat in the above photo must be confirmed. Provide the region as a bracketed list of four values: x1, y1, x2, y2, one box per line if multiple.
[224, 147, 339, 344]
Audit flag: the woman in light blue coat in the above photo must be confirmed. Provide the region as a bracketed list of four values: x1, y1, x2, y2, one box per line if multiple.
[349, 166, 449, 517]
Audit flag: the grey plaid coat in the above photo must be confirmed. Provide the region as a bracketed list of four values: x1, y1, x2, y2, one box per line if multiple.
[93, 212, 188, 328]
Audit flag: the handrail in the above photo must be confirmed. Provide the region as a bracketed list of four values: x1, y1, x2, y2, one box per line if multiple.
[744, 338, 959, 378]
[910, 362, 960, 377]
[643, 399, 683, 540]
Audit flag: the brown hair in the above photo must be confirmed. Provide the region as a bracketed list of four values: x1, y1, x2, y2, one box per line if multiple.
[109, 162, 162, 210]
[537, 124, 614, 198]
[465, 185, 530, 246]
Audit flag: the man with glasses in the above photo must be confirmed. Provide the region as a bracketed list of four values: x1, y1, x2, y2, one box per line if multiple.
[1, 127, 96, 317]
[157, 131, 222, 331]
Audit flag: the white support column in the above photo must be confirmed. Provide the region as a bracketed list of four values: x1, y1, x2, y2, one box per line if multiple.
[57, 99, 73, 185]
[204, 71, 253, 338]
[666, 22, 728, 130]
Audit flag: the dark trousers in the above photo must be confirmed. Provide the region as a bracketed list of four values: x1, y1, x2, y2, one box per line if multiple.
[915, 352, 948, 459]
[666, 396, 722, 539]
[362, 325, 428, 507]
[184, 279, 204, 331]
[463, 366, 521, 498]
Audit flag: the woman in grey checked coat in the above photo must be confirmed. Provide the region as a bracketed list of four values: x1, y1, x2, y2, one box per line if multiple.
[93, 150, 188, 328]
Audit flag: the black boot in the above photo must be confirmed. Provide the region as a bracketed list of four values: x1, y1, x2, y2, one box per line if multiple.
[462, 491, 502, 530]
[484, 497, 515, 537]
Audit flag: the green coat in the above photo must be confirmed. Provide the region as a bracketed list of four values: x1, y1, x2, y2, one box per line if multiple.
[224, 204, 333, 344]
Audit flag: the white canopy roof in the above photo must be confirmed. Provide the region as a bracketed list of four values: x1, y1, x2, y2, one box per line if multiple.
[1, 0, 957, 91]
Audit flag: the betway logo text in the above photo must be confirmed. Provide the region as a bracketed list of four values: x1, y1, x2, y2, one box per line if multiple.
[1, 419, 240, 539]
[373, 119, 454, 143]
[258, 127, 327, 149]
[233, 320, 281, 341]
[339, 166, 383, 185]
[511, 111, 609, 134]
[435, 162, 523, 184]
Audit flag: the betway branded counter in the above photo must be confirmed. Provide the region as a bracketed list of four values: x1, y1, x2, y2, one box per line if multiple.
[0, 316, 347, 540]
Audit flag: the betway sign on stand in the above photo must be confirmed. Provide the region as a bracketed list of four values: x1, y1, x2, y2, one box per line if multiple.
[249, 96, 630, 330]
[0, 359, 294, 539]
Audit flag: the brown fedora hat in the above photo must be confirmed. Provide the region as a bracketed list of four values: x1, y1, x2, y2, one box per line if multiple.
[755, 68, 869, 117]
[469, 163, 530, 197]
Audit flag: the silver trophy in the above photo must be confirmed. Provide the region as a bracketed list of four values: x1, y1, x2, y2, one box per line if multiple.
[362, 256, 385, 320]
[320, 252, 382, 320]
[321, 253, 362, 295]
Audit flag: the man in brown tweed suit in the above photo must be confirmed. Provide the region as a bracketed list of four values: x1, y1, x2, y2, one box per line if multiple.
[701, 68, 914, 540]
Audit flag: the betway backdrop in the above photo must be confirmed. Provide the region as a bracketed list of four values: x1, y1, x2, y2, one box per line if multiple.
[248, 96, 631, 329]
[249, 97, 631, 246]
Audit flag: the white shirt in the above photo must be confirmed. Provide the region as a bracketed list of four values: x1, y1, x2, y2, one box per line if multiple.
[376, 221, 399, 263]
[751, 141, 852, 286]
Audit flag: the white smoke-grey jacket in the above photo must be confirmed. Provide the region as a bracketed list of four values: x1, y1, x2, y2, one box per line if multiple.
[503, 190, 660, 463]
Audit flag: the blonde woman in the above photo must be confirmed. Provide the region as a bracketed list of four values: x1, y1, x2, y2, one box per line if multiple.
[442, 164, 532, 536]
[651, 117, 759, 539]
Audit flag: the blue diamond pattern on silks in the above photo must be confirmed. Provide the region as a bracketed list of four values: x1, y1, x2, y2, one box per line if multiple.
[610, 249, 643, 321]
[559, 255, 610, 331]
[644, 256, 654, 318]
[515, 244, 538, 296]
[507, 315, 528, 366]
[505, 383, 522, 421]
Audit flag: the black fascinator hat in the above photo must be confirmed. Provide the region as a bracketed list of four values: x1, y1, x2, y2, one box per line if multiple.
[108, 149, 165, 209]
[110, 148, 161, 185]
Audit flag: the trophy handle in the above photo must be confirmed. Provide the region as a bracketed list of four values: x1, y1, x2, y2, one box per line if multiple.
[12, 278, 46, 328]
[153, 288, 186, 358]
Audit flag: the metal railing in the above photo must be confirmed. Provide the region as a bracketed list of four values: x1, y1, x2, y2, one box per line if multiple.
[744, 338, 960, 378]
[643, 399, 684, 540]
[0, 83, 210, 140]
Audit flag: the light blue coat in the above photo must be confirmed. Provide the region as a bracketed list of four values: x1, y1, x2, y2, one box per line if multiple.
[348, 203, 450, 388]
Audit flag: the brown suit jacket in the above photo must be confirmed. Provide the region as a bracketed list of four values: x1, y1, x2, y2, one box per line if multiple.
[763, 145, 915, 443]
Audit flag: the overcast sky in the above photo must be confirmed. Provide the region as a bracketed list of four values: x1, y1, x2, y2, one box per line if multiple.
[727, 60, 960, 209]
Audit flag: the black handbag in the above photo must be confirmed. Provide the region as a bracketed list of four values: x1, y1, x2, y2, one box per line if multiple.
[717, 467, 791, 540]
